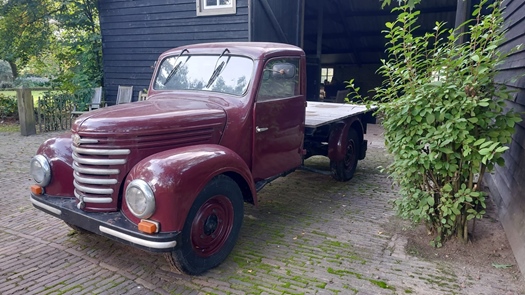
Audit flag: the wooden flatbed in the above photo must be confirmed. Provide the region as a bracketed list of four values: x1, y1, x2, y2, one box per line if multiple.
[305, 102, 371, 128]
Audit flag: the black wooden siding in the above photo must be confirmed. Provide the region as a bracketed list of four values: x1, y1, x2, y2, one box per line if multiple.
[98, 0, 249, 103]
[486, 0, 525, 277]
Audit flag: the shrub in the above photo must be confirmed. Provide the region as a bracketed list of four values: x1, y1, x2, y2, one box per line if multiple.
[14, 75, 51, 88]
[0, 94, 18, 119]
[0, 82, 13, 89]
[349, 0, 522, 246]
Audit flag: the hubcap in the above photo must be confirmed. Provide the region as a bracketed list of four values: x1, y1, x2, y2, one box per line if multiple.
[344, 139, 356, 168]
[190, 195, 234, 257]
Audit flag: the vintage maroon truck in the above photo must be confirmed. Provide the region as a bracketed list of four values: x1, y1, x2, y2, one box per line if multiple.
[29, 42, 374, 275]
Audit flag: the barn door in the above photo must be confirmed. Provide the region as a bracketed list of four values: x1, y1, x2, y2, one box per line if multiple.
[250, 0, 304, 46]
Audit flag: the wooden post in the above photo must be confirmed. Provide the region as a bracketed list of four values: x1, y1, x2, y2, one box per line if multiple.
[16, 87, 36, 136]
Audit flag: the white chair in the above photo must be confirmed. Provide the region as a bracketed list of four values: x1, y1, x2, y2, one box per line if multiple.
[138, 90, 148, 101]
[71, 87, 103, 117]
[116, 86, 133, 104]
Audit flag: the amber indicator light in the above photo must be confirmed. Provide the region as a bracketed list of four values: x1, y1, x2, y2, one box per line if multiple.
[138, 220, 157, 234]
[31, 185, 44, 195]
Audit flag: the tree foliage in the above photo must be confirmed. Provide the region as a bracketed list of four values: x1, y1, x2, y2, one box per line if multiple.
[0, 0, 101, 96]
[0, 0, 54, 78]
[349, 0, 522, 246]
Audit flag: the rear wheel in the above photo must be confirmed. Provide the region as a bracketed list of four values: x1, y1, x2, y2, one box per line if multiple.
[330, 128, 360, 181]
[166, 175, 243, 275]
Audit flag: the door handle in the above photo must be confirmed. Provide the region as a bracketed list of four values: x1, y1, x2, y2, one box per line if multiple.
[256, 126, 269, 133]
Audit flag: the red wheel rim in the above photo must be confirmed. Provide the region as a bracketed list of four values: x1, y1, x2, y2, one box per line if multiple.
[344, 139, 356, 168]
[190, 195, 234, 257]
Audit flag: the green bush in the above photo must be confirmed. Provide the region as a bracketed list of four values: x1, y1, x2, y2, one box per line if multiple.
[350, 0, 522, 246]
[0, 94, 17, 119]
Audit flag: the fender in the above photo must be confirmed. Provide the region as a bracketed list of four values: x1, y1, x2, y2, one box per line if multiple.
[328, 117, 363, 162]
[122, 144, 256, 232]
[36, 133, 75, 196]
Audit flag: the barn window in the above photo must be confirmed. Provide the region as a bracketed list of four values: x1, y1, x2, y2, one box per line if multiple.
[321, 67, 334, 84]
[197, 0, 236, 16]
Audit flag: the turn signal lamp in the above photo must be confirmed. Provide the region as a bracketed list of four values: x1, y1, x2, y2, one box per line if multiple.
[138, 220, 159, 234]
[31, 185, 44, 195]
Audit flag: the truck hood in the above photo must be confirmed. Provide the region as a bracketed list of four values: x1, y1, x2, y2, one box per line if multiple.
[73, 97, 226, 135]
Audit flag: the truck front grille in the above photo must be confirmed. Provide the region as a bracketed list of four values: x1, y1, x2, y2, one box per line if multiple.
[71, 135, 130, 209]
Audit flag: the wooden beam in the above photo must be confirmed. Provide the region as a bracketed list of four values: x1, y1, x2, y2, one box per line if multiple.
[304, 6, 457, 20]
[454, 0, 472, 44]
[333, 0, 359, 65]
[259, 0, 289, 43]
[316, 1, 323, 58]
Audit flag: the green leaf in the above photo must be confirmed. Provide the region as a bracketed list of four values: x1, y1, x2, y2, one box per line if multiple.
[440, 147, 454, 154]
[426, 113, 435, 124]
[473, 138, 486, 146]
[479, 148, 492, 155]
[468, 117, 478, 124]
[495, 146, 509, 153]
[471, 55, 480, 62]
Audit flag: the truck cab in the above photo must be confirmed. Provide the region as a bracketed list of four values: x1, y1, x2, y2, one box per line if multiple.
[29, 42, 371, 275]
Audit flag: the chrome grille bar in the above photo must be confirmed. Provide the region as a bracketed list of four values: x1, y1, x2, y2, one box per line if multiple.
[72, 153, 127, 165]
[74, 172, 118, 185]
[73, 163, 119, 175]
[74, 191, 112, 204]
[73, 146, 131, 156]
[74, 180, 113, 195]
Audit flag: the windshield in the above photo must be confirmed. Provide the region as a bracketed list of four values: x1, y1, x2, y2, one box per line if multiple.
[153, 54, 254, 96]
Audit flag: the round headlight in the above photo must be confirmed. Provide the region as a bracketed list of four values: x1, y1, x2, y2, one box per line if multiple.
[125, 179, 155, 219]
[30, 155, 51, 187]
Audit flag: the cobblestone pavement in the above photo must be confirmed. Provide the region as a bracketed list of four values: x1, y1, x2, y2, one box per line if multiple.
[1, 125, 524, 295]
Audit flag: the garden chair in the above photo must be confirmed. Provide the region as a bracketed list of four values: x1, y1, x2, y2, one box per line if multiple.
[334, 89, 350, 104]
[116, 85, 133, 104]
[70, 87, 103, 117]
[138, 90, 148, 101]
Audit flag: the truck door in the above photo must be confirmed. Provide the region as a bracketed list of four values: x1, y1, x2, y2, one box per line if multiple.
[252, 58, 305, 181]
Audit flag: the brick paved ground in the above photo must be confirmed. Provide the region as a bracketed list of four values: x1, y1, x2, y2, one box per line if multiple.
[1, 125, 524, 295]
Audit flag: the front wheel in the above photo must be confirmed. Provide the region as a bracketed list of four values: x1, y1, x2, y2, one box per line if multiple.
[166, 175, 244, 275]
[330, 128, 360, 181]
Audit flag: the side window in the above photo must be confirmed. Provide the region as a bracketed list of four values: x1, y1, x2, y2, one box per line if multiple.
[196, 0, 236, 16]
[257, 58, 300, 102]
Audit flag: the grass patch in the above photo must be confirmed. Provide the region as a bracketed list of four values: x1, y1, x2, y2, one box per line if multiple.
[0, 122, 18, 132]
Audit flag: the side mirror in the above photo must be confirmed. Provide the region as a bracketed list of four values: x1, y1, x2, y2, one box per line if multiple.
[272, 63, 296, 79]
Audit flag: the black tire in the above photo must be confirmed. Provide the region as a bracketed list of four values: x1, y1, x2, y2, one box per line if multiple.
[330, 128, 360, 182]
[167, 175, 244, 275]
[64, 222, 91, 234]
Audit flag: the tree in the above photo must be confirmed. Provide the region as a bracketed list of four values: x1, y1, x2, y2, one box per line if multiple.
[52, 0, 103, 91]
[0, 0, 102, 93]
[0, 0, 55, 79]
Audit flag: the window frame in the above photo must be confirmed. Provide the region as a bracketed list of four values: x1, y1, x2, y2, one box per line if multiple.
[321, 67, 334, 84]
[196, 0, 236, 16]
[256, 57, 301, 102]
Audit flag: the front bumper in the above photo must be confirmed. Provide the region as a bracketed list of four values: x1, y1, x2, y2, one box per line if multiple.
[30, 194, 180, 252]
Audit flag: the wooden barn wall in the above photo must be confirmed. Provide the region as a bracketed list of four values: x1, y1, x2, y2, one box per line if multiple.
[98, 0, 249, 103]
[485, 0, 525, 278]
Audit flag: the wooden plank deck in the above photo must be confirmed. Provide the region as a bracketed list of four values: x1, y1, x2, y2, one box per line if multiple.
[305, 102, 371, 128]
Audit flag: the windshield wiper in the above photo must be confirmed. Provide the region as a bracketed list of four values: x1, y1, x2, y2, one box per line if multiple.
[205, 48, 230, 88]
[164, 48, 189, 84]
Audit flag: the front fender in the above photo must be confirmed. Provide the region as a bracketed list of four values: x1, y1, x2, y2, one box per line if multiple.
[36, 133, 74, 197]
[123, 144, 255, 232]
